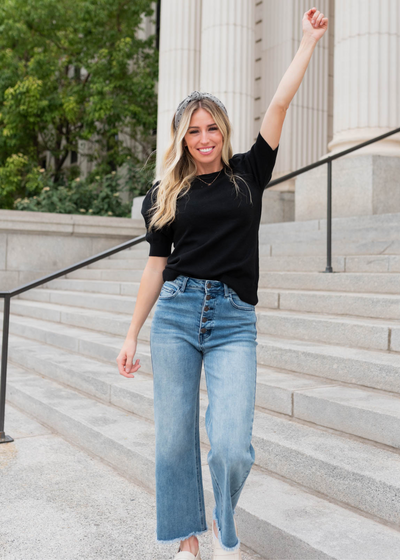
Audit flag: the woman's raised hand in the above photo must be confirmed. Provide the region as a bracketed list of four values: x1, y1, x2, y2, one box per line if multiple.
[303, 7, 328, 41]
[116, 338, 141, 378]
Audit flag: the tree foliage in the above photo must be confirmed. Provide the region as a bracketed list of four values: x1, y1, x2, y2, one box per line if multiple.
[0, 0, 158, 209]
[13, 157, 155, 217]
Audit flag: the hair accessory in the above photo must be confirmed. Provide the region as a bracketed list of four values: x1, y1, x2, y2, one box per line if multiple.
[174, 91, 228, 130]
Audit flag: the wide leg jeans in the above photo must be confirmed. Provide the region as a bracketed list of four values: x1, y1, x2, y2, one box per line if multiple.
[150, 275, 258, 552]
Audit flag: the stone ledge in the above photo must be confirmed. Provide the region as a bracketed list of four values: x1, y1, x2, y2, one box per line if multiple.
[0, 209, 145, 237]
[0, 209, 147, 291]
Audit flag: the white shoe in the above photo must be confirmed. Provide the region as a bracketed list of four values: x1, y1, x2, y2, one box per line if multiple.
[174, 544, 201, 559]
[212, 518, 242, 559]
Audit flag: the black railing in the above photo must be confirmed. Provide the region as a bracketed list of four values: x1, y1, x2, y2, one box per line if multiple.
[0, 235, 146, 443]
[267, 126, 400, 272]
[1, 126, 400, 443]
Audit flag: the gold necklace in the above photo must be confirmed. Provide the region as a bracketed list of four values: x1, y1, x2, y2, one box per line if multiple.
[195, 168, 223, 186]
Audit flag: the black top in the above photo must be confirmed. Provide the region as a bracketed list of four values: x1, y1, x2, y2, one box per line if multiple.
[141, 132, 279, 305]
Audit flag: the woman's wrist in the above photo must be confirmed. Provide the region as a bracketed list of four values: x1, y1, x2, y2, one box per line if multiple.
[126, 327, 139, 341]
[301, 33, 319, 49]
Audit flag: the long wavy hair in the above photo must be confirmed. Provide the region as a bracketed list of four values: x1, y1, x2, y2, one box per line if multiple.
[146, 98, 252, 232]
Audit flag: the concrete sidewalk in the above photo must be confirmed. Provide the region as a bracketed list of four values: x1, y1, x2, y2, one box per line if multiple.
[0, 404, 264, 560]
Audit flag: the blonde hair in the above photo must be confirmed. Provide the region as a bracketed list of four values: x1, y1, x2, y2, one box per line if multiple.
[146, 98, 252, 232]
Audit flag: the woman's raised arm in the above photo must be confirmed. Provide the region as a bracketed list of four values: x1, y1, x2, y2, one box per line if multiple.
[260, 7, 328, 150]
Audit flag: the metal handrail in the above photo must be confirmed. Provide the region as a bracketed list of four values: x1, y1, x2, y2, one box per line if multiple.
[1, 126, 400, 443]
[0, 235, 146, 299]
[0, 234, 146, 443]
[267, 126, 400, 272]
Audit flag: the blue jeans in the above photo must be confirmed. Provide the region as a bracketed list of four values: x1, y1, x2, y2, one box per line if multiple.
[150, 275, 258, 552]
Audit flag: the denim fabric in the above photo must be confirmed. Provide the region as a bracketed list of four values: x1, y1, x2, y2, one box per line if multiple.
[150, 275, 258, 552]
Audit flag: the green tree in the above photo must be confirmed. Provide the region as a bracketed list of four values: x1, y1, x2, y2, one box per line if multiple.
[0, 0, 158, 208]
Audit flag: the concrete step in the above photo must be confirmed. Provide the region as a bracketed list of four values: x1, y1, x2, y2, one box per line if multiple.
[5, 315, 150, 369]
[259, 212, 400, 240]
[13, 284, 400, 323]
[260, 225, 400, 245]
[259, 288, 400, 321]
[11, 292, 400, 364]
[5, 299, 400, 394]
[6, 327, 400, 452]
[16, 287, 139, 310]
[259, 271, 400, 294]
[260, 211, 400, 238]
[260, 255, 400, 273]
[256, 308, 399, 351]
[22, 270, 400, 301]
[269, 240, 400, 257]
[64, 254, 400, 281]
[343, 255, 400, 272]
[39, 276, 142, 294]
[84, 254, 400, 273]
[257, 334, 400, 394]
[250, 407, 400, 526]
[292, 383, 400, 450]
[108, 246, 150, 258]
[14, 288, 135, 313]
[4, 320, 331, 417]
[65, 267, 142, 282]
[9, 293, 400, 353]
[6, 367, 400, 559]
[88, 257, 149, 269]
[9, 297, 151, 339]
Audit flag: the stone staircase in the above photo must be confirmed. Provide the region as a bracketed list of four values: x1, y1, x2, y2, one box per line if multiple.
[2, 211, 400, 559]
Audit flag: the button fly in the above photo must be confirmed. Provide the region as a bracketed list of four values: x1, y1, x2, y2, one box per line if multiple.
[199, 283, 217, 341]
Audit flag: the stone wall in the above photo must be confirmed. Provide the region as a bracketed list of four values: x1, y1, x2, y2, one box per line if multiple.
[295, 155, 400, 221]
[0, 210, 145, 291]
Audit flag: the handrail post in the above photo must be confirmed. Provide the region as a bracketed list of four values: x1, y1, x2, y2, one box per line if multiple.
[325, 159, 333, 273]
[0, 295, 13, 443]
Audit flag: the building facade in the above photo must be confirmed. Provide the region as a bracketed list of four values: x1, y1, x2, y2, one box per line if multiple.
[156, 0, 400, 223]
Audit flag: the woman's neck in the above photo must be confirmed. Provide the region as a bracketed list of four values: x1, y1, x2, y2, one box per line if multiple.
[196, 160, 224, 175]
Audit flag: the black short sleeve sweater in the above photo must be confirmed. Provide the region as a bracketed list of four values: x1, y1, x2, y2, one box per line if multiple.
[141, 132, 279, 305]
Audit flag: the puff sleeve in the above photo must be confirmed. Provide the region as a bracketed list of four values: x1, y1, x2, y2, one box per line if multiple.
[230, 132, 279, 191]
[141, 182, 174, 257]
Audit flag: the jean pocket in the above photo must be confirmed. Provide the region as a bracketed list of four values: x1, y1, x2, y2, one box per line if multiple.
[228, 291, 255, 311]
[159, 280, 181, 300]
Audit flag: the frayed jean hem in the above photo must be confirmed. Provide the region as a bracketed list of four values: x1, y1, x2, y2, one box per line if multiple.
[156, 525, 209, 545]
[212, 505, 241, 552]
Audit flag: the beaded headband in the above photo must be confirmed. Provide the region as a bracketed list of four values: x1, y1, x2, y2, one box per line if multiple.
[174, 90, 228, 130]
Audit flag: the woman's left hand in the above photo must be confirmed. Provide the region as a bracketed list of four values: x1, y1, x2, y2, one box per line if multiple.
[303, 7, 328, 42]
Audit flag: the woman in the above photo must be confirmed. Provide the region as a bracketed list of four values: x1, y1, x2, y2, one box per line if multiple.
[117, 8, 328, 559]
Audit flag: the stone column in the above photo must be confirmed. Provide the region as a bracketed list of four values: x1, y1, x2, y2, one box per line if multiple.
[261, 0, 330, 189]
[328, 0, 400, 156]
[260, 0, 331, 223]
[296, 0, 400, 221]
[155, 0, 202, 175]
[200, 0, 255, 154]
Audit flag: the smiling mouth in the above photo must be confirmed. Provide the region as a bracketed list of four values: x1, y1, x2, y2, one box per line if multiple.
[198, 147, 215, 155]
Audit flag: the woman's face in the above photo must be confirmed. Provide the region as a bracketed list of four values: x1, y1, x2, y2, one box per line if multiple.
[183, 108, 224, 173]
